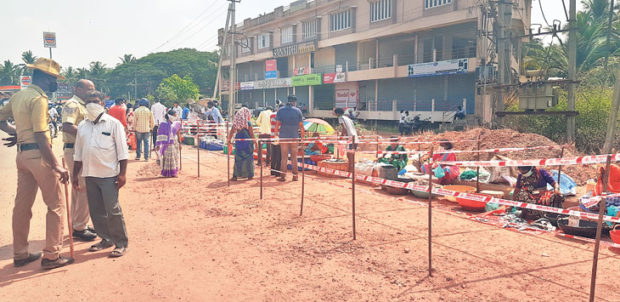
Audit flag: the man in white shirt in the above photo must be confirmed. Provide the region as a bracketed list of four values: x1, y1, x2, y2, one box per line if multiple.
[334, 107, 358, 172]
[73, 90, 129, 258]
[150, 98, 166, 145]
[172, 102, 183, 121]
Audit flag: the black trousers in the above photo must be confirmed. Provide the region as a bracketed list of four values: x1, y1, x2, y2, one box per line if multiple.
[270, 145, 281, 176]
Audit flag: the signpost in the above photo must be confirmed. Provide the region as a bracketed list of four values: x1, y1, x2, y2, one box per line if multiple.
[43, 32, 56, 59]
[20, 76, 31, 90]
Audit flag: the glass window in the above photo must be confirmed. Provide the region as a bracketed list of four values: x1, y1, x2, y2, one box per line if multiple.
[257, 33, 270, 50]
[302, 20, 318, 40]
[425, 0, 451, 9]
[281, 26, 294, 44]
[330, 10, 352, 32]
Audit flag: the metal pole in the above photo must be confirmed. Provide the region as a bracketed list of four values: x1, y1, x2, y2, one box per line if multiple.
[179, 141, 182, 171]
[557, 146, 565, 190]
[61, 158, 74, 258]
[476, 136, 481, 193]
[589, 155, 612, 302]
[567, 0, 577, 142]
[227, 121, 230, 186]
[417, 143, 422, 171]
[375, 136, 379, 159]
[49, 48, 52, 59]
[300, 147, 305, 216]
[260, 138, 263, 200]
[427, 146, 434, 277]
[603, 67, 620, 154]
[196, 121, 200, 178]
[213, 2, 232, 99]
[351, 145, 356, 240]
[228, 0, 237, 118]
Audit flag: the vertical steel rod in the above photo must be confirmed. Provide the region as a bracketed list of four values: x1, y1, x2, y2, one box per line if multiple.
[227, 121, 230, 186]
[476, 135, 481, 193]
[557, 146, 566, 190]
[352, 147, 356, 240]
[260, 138, 263, 200]
[589, 155, 612, 302]
[196, 121, 200, 178]
[427, 146, 434, 277]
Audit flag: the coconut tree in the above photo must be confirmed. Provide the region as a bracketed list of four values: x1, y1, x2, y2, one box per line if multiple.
[119, 54, 136, 65]
[0, 60, 19, 85]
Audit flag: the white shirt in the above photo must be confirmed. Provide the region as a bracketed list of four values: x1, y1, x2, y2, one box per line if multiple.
[172, 106, 183, 121]
[49, 107, 59, 120]
[74, 113, 129, 178]
[151, 102, 167, 125]
[338, 115, 359, 143]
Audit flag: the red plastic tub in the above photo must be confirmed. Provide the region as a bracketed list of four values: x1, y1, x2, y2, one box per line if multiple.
[457, 193, 488, 211]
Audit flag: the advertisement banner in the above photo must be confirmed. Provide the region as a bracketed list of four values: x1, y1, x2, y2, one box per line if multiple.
[255, 78, 292, 89]
[407, 58, 469, 78]
[323, 73, 336, 84]
[291, 74, 322, 87]
[265, 59, 277, 71]
[272, 41, 316, 58]
[334, 72, 346, 83]
[265, 70, 277, 79]
[43, 32, 56, 48]
[240, 81, 255, 91]
[334, 82, 358, 109]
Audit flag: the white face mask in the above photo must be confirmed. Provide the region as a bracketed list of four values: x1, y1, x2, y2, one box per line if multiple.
[523, 170, 533, 177]
[86, 103, 105, 121]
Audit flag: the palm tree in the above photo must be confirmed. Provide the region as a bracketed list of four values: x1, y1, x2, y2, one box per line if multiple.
[0, 60, 19, 85]
[62, 66, 77, 84]
[119, 54, 136, 65]
[76, 68, 89, 80]
[21, 50, 36, 64]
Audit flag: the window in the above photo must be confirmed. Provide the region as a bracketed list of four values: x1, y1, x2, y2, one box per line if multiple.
[371, 0, 392, 22]
[281, 26, 294, 44]
[241, 45, 251, 54]
[258, 33, 270, 49]
[425, 0, 452, 9]
[330, 10, 352, 32]
[302, 20, 318, 40]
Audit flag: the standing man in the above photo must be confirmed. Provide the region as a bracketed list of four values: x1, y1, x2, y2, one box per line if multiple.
[269, 104, 282, 177]
[62, 79, 98, 242]
[182, 104, 190, 121]
[150, 98, 166, 146]
[108, 98, 128, 130]
[255, 106, 273, 166]
[207, 101, 224, 124]
[275, 95, 304, 182]
[48, 105, 59, 137]
[73, 91, 129, 257]
[0, 58, 73, 269]
[133, 99, 155, 160]
[172, 102, 183, 121]
[334, 107, 358, 172]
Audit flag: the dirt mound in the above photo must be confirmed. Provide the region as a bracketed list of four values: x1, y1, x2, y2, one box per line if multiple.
[422, 128, 599, 185]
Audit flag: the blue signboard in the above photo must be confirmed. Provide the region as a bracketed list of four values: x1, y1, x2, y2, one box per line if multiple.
[265, 70, 277, 79]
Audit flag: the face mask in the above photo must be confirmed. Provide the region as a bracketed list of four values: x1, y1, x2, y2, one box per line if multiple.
[86, 103, 105, 121]
[47, 82, 58, 93]
[523, 170, 533, 177]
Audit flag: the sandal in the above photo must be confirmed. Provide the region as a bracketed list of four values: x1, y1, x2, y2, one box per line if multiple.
[109, 247, 127, 258]
[231, 177, 238, 181]
[89, 240, 114, 252]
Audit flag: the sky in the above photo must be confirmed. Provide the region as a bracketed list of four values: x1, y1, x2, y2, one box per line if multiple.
[0, 0, 581, 70]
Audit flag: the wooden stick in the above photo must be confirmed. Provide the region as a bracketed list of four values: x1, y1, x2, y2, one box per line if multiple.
[589, 154, 612, 302]
[61, 158, 74, 259]
[260, 138, 263, 200]
[300, 145, 305, 216]
[557, 146, 565, 190]
[196, 129, 200, 178]
[427, 146, 434, 277]
[179, 140, 182, 171]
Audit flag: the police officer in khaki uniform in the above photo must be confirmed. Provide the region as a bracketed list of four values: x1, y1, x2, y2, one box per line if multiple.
[62, 79, 97, 241]
[0, 58, 73, 270]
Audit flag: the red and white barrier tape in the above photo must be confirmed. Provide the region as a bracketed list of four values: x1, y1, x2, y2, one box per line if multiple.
[439, 153, 620, 167]
[580, 193, 620, 208]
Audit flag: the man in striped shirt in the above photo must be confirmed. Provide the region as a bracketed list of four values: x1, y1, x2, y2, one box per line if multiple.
[133, 99, 155, 160]
[269, 104, 282, 176]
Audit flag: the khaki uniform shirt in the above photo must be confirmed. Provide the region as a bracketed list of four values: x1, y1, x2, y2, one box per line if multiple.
[0, 84, 50, 144]
[62, 95, 87, 143]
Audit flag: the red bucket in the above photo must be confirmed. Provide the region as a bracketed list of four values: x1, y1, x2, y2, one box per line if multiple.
[611, 225, 620, 244]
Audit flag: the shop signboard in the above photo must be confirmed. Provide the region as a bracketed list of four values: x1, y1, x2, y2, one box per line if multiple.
[323, 73, 346, 84]
[407, 58, 469, 78]
[265, 71, 277, 79]
[291, 74, 322, 87]
[43, 32, 56, 48]
[272, 40, 316, 58]
[255, 77, 292, 89]
[20, 76, 31, 90]
[265, 59, 277, 71]
[240, 81, 254, 91]
[334, 82, 358, 108]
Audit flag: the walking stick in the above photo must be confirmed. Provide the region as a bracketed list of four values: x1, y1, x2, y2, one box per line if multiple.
[427, 146, 434, 277]
[61, 158, 74, 258]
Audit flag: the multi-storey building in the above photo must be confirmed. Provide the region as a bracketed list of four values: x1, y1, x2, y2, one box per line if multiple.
[219, 0, 531, 124]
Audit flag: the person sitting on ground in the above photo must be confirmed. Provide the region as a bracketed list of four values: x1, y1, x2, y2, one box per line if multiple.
[228, 106, 257, 181]
[513, 166, 563, 219]
[454, 106, 466, 121]
[156, 110, 182, 178]
[421, 140, 460, 185]
[304, 133, 329, 155]
[378, 136, 408, 172]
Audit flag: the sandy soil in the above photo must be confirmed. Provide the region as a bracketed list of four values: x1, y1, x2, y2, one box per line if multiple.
[0, 137, 619, 302]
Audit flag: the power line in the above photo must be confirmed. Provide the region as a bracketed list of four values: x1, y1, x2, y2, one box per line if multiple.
[168, 2, 229, 50]
[538, 0, 551, 27]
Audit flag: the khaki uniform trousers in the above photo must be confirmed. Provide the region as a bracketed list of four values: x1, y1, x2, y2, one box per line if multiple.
[13, 149, 64, 260]
[279, 142, 299, 178]
[64, 147, 89, 231]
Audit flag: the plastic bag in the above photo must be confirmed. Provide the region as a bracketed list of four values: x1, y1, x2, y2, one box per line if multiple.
[433, 165, 445, 178]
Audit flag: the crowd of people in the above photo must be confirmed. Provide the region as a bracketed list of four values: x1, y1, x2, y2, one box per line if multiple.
[0, 58, 568, 273]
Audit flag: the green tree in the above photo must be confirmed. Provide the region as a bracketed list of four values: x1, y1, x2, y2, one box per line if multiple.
[0, 60, 19, 85]
[119, 54, 136, 65]
[156, 74, 200, 106]
[18, 50, 37, 76]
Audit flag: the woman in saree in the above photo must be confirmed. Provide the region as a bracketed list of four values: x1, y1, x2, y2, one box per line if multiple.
[227, 107, 257, 181]
[513, 166, 563, 219]
[156, 110, 182, 177]
[378, 137, 408, 171]
[421, 140, 460, 185]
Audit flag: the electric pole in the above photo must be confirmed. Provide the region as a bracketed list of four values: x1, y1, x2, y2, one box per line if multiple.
[213, 2, 232, 99]
[567, 0, 577, 142]
[603, 67, 620, 154]
[229, 0, 238, 118]
[495, 0, 512, 128]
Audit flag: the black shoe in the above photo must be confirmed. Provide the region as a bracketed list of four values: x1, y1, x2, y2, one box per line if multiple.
[86, 226, 96, 233]
[73, 229, 97, 241]
[14, 252, 41, 267]
[89, 240, 114, 252]
[41, 256, 74, 270]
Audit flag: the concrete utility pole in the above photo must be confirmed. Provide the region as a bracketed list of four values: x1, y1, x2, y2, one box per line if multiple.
[228, 0, 238, 118]
[495, 0, 512, 128]
[603, 67, 620, 154]
[213, 2, 232, 99]
[567, 0, 577, 142]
